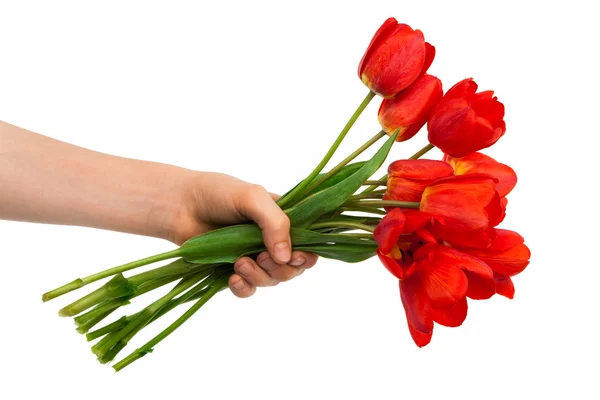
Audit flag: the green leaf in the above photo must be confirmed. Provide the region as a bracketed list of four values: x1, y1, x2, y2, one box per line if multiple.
[180, 225, 377, 264]
[285, 132, 397, 228]
[279, 162, 366, 204]
[294, 243, 377, 263]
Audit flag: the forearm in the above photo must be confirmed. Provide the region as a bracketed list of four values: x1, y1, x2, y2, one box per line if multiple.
[0, 121, 187, 239]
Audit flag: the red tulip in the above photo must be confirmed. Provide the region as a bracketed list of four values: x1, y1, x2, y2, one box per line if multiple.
[428, 78, 506, 157]
[378, 74, 443, 142]
[457, 229, 530, 299]
[386, 159, 454, 202]
[445, 152, 517, 197]
[358, 18, 434, 98]
[374, 210, 496, 347]
[420, 174, 503, 248]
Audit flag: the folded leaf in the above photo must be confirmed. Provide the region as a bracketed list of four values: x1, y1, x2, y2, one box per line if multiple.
[286, 132, 397, 228]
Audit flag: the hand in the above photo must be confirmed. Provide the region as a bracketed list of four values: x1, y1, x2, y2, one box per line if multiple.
[158, 172, 318, 298]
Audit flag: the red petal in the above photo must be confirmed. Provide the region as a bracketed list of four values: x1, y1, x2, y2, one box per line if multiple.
[388, 159, 454, 180]
[377, 250, 405, 279]
[358, 18, 399, 77]
[362, 25, 426, 97]
[387, 176, 430, 202]
[419, 42, 435, 76]
[400, 277, 433, 347]
[421, 175, 498, 233]
[374, 208, 406, 253]
[459, 232, 531, 277]
[488, 229, 525, 252]
[444, 78, 478, 101]
[419, 259, 468, 309]
[494, 274, 515, 299]
[471, 96, 505, 130]
[427, 99, 476, 157]
[464, 270, 496, 300]
[431, 297, 468, 327]
[446, 152, 517, 197]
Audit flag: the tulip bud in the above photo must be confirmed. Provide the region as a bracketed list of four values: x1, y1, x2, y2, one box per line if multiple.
[378, 74, 443, 142]
[428, 78, 506, 157]
[358, 18, 434, 98]
[386, 159, 454, 202]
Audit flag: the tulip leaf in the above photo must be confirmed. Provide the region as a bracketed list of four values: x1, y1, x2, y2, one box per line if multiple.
[180, 225, 376, 264]
[285, 132, 397, 228]
[293, 243, 377, 263]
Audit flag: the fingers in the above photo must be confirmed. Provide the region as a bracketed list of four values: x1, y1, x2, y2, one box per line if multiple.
[235, 185, 291, 264]
[228, 274, 256, 298]
[229, 252, 318, 297]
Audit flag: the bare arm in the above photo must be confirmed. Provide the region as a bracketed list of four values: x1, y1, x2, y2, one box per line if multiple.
[0, 120, 317, 297]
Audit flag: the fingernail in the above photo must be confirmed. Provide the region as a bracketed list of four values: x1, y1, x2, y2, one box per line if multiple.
[274, 242, 291, 263]
[237, 262, 253, 277]
[232, 278, 245, 290]
[290, 257, 306, 267]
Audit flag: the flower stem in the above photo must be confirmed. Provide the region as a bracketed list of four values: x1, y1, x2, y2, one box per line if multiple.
[409, 143, 435, 160]
[343, 200, 420, 209]
[308, 221, 375, 233]
[362, 180, 387, 186]
[297, 130, 386, 199]
[349, 192, 384, 200]
[336, 206, 386, 215]
[113, 278, 228, 372]
[42, 249, 182, 302]
[277, 90, 376, 208]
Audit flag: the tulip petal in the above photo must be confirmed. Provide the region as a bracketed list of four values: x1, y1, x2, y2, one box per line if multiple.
[471, 96, 505, 130]
[494, 275, 515, 299]
[464, 270, 496, 300]
[400, 277, 433, 347]
[420, 43, 436, 77]
[374, 208, 406, 254]
[377, 249, 405, 279]
[421, 175, 499, 235]
[419, 260, 468, 309]
[446, 152, 518, 197]
[444, 78, 478, 101]
[488, 229, 525, 252]
[431, 297, 468, 327]
[388, 159, 454, 180]
[358, 18, 399, 77]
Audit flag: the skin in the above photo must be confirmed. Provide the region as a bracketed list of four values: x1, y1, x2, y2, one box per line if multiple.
[0, 120, 318, 298]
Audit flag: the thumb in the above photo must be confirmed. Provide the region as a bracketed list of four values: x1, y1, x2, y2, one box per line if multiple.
[235, 185, 291, 264]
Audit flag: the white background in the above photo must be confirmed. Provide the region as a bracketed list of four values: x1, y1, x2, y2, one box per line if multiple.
[1, 1, 598, 399]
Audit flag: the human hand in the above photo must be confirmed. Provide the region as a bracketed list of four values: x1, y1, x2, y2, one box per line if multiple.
[154, 171, 318, 298]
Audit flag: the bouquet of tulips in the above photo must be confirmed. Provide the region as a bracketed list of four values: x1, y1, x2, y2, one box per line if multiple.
[43, 17, 530, 370]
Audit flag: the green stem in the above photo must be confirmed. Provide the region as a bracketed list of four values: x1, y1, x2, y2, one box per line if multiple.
[91, 269, 208, 359]
[362, 180, 387, 186]
[349, 192, 384, 200]
[344, 200, 420, 209]
[409, 143, 435, 160]
[336, 206, 387, 215]
[277, 90, 376, 208]
[42, 249, 182, 302]
[308, 221, 375, 233]
[113, 279, 228, 372]
[297, 130, 386, 199]
[341, 233, 375, 239]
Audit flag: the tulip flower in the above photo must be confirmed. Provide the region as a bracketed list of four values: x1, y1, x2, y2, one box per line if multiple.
[385, 159, 453, 202]
[378, 74, 443, 142]
[428, 78, 506, 157]
[456, 229, 530, 299]
[420, 174, 503, 248]
[358, 18, 434, 98]
[374, 209, 496, 347]
[445, 152, 517, 197]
